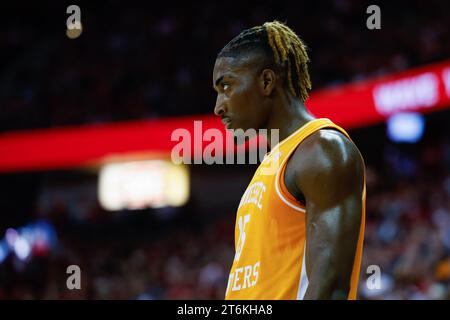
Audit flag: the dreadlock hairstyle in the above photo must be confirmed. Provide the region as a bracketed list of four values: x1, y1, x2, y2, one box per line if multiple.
[218, 21, 311, 102]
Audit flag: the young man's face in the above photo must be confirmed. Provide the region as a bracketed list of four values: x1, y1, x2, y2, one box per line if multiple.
[213, 56, 269, 131]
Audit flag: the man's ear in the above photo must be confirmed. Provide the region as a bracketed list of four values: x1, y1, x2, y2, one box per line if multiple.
[259, 69, 276, 96]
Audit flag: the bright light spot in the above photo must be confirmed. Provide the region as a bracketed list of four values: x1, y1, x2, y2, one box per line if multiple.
[5, 228, 18, 247]
[0, 241, 9, 264]
[387, 112, 425, 143]
[66, 23, 83, 39]
[14, 237, 31, 260]
[98, 160, 190, 211]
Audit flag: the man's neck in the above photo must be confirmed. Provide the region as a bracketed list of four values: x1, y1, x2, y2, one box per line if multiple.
[265, 96, 316, 149]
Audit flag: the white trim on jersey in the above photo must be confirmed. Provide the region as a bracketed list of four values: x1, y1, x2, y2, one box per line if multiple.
[274, 160, 306, 213]
[297, 241, 309, 299]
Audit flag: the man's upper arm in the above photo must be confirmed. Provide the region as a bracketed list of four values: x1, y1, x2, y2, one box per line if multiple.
[290, 129, 364, 299]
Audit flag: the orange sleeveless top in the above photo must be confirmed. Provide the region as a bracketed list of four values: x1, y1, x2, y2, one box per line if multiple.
[225, 118, 366, 300]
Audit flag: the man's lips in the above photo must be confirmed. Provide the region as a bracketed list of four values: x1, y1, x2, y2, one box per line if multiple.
[221, 118, 232, 128]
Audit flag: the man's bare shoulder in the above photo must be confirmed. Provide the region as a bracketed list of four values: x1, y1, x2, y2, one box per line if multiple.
[287, 128, 365, 202]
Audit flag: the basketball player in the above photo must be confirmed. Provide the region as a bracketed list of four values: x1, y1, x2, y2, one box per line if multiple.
[213, 21, 366, 299]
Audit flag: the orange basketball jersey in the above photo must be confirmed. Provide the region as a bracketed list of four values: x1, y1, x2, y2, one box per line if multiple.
[225, 118, 366, 300]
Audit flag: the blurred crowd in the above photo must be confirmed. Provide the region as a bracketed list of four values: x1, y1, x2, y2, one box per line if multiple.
[359, 136, 450, 299]
[1, 0, 450, 132]
[0, 211, 235, 299]
[0, 132, 449, 299]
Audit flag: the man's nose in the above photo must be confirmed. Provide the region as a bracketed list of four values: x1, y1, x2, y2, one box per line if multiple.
[214, 96, 226, 116]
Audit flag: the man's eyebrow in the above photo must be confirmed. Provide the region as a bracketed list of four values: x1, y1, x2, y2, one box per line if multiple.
[214, 73, 235, 88]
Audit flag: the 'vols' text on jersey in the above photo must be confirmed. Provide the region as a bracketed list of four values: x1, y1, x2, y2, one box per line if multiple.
[225, 118, 366, 300]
